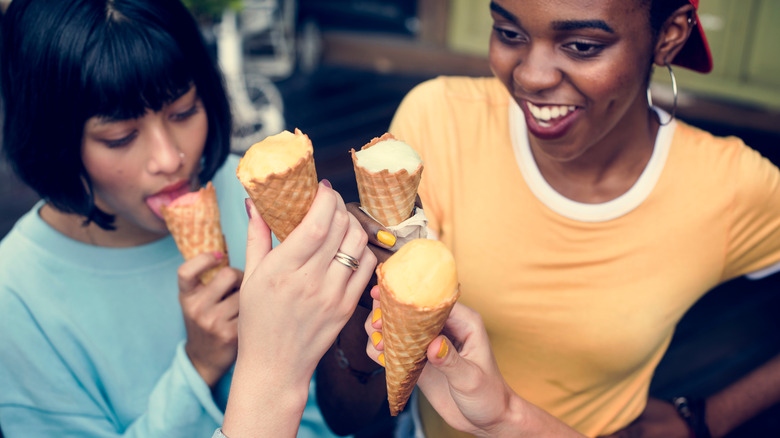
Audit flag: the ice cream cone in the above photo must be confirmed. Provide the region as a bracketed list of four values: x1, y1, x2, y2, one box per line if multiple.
[161, 182, 228, 285]
[351, 133, 423, 227]
[376, 239, 459, 416]
[236, 129, 318, 242]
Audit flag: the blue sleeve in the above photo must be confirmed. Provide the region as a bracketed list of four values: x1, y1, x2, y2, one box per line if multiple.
[0, 290, 222, 437]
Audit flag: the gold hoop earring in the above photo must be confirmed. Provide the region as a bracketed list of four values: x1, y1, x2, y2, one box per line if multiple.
[647, 62, 678, 126]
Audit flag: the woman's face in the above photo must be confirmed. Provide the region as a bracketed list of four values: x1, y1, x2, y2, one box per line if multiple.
[489, 0, 655, 163]
[81, 86, 208, 242]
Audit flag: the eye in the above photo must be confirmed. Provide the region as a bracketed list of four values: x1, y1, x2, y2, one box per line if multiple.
[103, 131, 138, 149]
[171, 103, 200, 122]
[493, 25, 525, 44]
[563, 40, 605, 57]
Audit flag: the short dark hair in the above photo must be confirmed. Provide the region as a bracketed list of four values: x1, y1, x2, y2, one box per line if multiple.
[1, 0, 232, 229]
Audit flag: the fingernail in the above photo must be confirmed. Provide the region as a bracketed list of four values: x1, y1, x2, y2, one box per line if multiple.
[213, 251, 224, 260]
[436, 340, 448, 359]
[378, 353, 385, 367]
[377, 230, 396, 247]
[371, 331, 382, 347]
[372, 308, 382, 323]
[321, 179, 332, 188]
[244, 198, 252, 219]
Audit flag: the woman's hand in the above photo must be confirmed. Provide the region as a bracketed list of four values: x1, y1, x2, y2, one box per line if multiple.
[178, 252, 243, 388]
[365, 286, 586, 438]
[240, 183, 376, 382]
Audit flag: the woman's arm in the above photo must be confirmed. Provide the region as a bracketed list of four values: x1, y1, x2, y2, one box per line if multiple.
[221, 185, 376, 438]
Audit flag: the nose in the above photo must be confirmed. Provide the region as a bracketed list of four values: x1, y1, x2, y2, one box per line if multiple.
[512, 45, 562, 96]
[145, 121, 183, 175]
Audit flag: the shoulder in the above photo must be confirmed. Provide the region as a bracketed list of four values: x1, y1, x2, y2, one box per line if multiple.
[402, 76, 508, 106]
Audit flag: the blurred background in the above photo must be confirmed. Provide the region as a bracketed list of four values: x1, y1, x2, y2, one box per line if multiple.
[1, 0, 780, 436]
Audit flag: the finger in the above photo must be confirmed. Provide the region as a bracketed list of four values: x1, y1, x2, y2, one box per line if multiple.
[346, 202, 396, 249]
[278, 183, 341, 266]
[326, 212, 366, 283]
[343, 244, 376, 314]
[178, 251, 225, 293]
[243, 198, 272, 288]
[425, 335, 481, 390]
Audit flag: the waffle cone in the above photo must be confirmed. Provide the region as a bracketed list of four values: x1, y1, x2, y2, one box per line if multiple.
[377, 262, 459, 416]
[161, 182, 228, 285]
[351, 133, 423, 227]
[237, 129, 318, 242]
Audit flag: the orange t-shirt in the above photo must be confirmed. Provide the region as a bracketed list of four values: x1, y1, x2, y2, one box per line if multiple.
[389, 76, 780, 436]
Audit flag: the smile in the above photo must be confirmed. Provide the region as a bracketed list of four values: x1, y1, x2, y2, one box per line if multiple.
[526, 102, 577, 127]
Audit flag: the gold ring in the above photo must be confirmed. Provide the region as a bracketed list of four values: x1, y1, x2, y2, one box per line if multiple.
[334, 251, 359, 271]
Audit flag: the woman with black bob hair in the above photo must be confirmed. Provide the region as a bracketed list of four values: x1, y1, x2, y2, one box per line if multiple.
[0, 0, 374, 436]
[1, 0, 231, 229]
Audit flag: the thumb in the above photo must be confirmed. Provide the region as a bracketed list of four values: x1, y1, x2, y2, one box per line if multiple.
[243, 198, 272, 284]
[426, 335, 479, 390]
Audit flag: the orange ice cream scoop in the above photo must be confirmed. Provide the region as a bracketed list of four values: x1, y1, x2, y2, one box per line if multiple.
[161, 182, 229, 285]
[377, 238, 460, 415]
[236, 128, 318, 242]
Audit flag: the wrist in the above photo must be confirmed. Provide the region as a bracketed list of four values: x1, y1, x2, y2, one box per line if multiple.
[672, 396, 712, 438]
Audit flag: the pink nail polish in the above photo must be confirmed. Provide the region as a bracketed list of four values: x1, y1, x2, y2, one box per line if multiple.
[321, 179, 332, 188]
[213, 251, 224, 260]
[244, 198, 252, 219]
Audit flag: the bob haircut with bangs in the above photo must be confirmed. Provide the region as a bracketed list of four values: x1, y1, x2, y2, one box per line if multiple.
[1, 0, 232, 229]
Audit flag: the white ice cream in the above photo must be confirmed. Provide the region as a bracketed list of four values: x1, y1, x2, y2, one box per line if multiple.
[355, 139, 421, 173]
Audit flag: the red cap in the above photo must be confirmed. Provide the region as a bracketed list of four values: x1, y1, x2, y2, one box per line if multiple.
[672, 0, 713, 73]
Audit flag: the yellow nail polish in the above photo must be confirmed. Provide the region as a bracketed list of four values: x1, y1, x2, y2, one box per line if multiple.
[378, 353, 385, 367]
[377, 230, 396, 247]
[437, 340, 448, 359]
[372, 308, 382, 323]
[371, 331, 382, 347]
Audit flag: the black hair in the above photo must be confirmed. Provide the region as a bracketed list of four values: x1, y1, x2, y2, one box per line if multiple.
[647, 0, 690, 41]
[1, 0, 232, 229]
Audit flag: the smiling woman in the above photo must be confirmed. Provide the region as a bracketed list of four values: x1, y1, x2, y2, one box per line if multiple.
[318, 1, 780, 437]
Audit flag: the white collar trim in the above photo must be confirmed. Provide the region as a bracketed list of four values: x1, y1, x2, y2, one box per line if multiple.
[509, 100, 675, 222]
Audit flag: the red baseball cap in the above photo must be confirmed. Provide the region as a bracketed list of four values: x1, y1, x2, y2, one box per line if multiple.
[672, 0, 713, 73]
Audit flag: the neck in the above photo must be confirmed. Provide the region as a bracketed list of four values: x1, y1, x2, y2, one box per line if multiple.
[532, 106, 660, 204]
[39, 203, 166, 247]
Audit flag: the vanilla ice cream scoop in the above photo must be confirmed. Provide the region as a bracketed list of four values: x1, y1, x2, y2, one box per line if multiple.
[350, 133, 424, 227]
[354, 139, 422, 173]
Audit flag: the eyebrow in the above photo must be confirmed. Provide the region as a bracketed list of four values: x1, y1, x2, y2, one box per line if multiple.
[489, 2, 517, 22]
[552, 20, 615, 33]
[490, 2, 615, 34]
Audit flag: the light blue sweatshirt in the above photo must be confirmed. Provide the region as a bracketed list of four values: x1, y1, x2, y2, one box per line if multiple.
[0, 154, 340, 437]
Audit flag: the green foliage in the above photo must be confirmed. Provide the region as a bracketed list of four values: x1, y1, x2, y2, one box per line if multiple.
[181, 0, 243, 22]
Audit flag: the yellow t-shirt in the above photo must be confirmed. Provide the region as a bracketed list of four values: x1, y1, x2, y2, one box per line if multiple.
[388, 76, 780, 437]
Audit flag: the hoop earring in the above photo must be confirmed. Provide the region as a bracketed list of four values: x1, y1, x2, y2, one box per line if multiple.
[647, 62, 678, 126]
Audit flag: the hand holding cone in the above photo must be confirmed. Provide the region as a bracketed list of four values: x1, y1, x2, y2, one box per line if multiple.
[377, 238, 459, 415]
[351, 133, 423, 227]
[237, 129, 318, 242]
[161, 182, 229, 285]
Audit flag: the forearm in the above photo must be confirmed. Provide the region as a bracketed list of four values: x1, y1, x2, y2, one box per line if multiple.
[222, 356, 310, 438]
[477, 392, 585, 438]
[316, 305, 389, 435]
[705, 353, 780, 437]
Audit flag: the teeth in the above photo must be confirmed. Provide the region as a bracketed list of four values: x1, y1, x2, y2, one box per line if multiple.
[527, 102, 576, 123]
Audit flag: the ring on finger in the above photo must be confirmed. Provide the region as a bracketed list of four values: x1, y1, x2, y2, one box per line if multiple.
[334, 251, 360, 271]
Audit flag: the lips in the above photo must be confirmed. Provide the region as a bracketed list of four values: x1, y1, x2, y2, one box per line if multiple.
[522, 101, 581, 140]
[146, 180, 194, 219]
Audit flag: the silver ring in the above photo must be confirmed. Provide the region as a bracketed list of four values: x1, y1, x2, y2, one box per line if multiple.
[334, 251, 359, 271]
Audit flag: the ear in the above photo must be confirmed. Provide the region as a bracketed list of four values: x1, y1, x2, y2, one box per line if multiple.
[653, 4, 696, 66]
